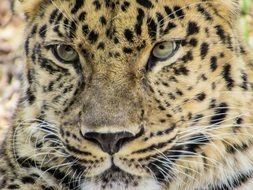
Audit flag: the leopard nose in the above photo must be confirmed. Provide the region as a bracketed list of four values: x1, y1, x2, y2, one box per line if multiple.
[83, 132, 135, 154]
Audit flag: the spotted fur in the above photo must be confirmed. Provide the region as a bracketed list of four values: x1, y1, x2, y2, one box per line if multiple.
[1, 0, 253, 189]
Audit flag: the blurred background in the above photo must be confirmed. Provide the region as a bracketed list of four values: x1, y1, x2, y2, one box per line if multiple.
[0, 0, 253, 142]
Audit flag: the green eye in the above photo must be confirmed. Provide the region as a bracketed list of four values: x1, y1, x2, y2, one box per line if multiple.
[53, 44, 79, 63]
[152, 41, 178, 59]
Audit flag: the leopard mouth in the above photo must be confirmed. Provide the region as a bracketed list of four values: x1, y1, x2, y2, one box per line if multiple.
[64, 150, 135, 176]
[81, 164, 160, 190]
[98, 163, 134, 179]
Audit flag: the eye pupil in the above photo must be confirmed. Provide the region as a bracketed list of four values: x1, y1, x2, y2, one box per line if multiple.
[159, 45, 165, 49]
[64, 46, 72, 52]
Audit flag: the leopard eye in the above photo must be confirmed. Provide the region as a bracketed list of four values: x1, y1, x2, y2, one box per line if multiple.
[52, 44, 79, 63]
[152, 41, 178, 60]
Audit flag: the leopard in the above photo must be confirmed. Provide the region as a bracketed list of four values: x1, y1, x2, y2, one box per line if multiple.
[1, 0, 253, 189]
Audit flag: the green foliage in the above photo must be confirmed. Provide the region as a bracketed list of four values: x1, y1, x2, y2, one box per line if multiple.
[242, 0, 251, 14]
[241, 0, 252, 45]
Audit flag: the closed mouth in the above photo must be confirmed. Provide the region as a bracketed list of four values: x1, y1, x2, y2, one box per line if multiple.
[99, 159, 135, 178]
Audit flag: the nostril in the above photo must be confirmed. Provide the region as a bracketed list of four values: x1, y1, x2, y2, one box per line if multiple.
[83, 132, 102, 148]
[82, 131, 135, 155]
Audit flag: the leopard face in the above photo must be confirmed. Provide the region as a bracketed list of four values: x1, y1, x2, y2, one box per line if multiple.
[13, 0, 253, 189]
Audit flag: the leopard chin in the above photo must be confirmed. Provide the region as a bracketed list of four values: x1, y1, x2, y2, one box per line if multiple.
[80, 164, 158, 190]
[81, 169, 160, 190]
[81, 181, 160, 190]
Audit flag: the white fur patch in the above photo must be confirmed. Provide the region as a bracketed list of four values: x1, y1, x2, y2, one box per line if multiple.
[81, 178, 161, 190]
[234, 178, 253, 190]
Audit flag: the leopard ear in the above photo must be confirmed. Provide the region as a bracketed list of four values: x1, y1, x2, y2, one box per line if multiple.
[18, 0, 43, 19]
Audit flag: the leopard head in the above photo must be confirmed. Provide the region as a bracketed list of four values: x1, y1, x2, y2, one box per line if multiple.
[15, 0, 253, 189]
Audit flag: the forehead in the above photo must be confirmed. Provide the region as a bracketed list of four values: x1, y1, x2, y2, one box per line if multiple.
[39, 0, 198, 44]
